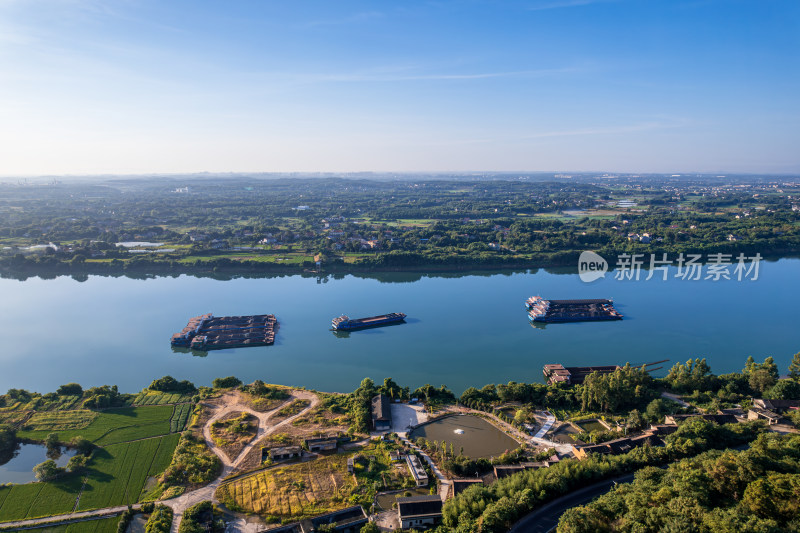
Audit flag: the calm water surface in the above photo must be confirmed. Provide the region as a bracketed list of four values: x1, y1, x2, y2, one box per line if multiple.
[0, 444, 76, 484]
[0, 259, 798, 395]
[409, 415, 519, 458]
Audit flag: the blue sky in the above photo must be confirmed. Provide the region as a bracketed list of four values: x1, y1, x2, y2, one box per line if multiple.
[1, 0, 798, 175]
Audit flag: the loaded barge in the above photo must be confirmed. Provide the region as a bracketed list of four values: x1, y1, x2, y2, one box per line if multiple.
[543, 360, 668, 386]
[526, 296, 622, 323]
[331, 312, 406, 331]
[171, 313, 277, 350]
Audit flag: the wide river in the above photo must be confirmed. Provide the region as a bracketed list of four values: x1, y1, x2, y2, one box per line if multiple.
[1, 259, 798, 395]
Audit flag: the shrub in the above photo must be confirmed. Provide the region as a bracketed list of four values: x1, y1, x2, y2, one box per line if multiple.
[212, 376, 242, 389]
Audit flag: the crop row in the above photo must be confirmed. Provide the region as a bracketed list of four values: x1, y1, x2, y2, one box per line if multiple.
[25, 409, 97, 431]
[77, 434, 177, 511]
[17, 405, 173, 445]
[61, 516, 120, 532]
[221, 455, 348, 518]
[170, 403, 192, 432]
[130, 391, 191, 406]
[0, 474, 84, 522]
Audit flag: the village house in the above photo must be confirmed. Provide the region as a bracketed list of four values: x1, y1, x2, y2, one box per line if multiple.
[451, 478, 484, 496]
[304, 436, 338, 453]
[405, 454, 429, 487]
[371, 394, 392, 431]
[397, 495, 443, 530]
[573, 433, 663, 461]
[269, 506, 368, 533]
[268, 445, 302, 462]
[748, 407, 781, 425]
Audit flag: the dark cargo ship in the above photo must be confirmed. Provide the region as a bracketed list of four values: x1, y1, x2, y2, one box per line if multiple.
[526, 296, 622, 323]
[331, 312, 406, 331]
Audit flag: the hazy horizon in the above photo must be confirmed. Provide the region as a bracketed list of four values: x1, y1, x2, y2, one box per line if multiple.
[2, 0, 798, 175]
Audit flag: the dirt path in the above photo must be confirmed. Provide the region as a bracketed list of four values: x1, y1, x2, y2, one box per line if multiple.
[166, 390, 319, 533]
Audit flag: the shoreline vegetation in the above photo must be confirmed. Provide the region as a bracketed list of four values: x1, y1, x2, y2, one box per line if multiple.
[1, 175, 799, 280]
[0, 350, 797, 530]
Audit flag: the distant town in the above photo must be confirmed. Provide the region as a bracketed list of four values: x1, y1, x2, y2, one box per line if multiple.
[1, 173, 799, 279]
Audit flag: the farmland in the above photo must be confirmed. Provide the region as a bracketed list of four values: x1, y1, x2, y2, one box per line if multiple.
[217, 440, 411, 520]
[216, 453, 354, 520]
[170, 403, 192, 433]
[0, 433, 180, 521]
[44, 516, 121, 533]
[78, 434, 179, 510]
[0, 391, 189, 524]
[129, 390, 194, 406]
[17, 405, 175, 445]
[25, 409, 98, 432]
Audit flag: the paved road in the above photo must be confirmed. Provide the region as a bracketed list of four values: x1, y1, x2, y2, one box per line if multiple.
[508, 473, 635, 533]
[661, 392, 691, 408]
[0, 505, 135, 530]
[532, 412, 555, 439]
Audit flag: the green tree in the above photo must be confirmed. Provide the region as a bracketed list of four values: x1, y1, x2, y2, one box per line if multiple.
[212, 376, 242, 389]
[56, 383, 83, 396]
[645, 398, 668, 423]
[626, 409, 646, 431]
[45, 432, 59, 449]
[33, 459, 63, 481]
[749, 369, 776, 395]
[66, 454, 88, 472]
[765, 379, 800, 400]
[69, 436, 94, 456]
[788, 351, 800, 380]
[359, 523, 380, 533]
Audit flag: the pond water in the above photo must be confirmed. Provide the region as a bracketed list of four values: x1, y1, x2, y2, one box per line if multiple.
[0, 258, 798, 395]
[574, 420, 608, 433]
[408, 415, 519, 459]
[0, 444, 77, 484]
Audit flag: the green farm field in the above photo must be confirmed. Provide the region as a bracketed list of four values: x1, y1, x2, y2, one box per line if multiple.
[0, 434, 179, 521]
[17, 405, 174, 446]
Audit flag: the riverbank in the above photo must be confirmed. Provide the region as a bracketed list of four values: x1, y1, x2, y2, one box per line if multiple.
[3, 246, 798, 281]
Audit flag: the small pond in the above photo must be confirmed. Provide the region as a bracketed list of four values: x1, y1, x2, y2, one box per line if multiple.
[408, 414, 519, 459]
[0, 444, 77, 484]
[575, 420, 608, 433]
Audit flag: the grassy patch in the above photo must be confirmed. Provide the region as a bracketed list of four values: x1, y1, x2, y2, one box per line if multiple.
[275, 399, 310, 419]
[210, 412, 258, 461]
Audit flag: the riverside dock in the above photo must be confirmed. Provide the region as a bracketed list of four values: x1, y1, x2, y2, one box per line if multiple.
[543, 360, 668, 385]
[170, 313, 277, 350]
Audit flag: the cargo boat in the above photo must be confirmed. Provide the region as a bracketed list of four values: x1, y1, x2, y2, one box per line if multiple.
[331, 312, 406, 331]
[171, 313, 277, 350]
[526, 296, 622, 323]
